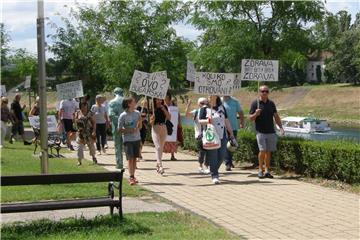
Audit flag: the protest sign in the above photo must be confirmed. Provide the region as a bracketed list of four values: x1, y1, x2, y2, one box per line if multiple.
[24, 76, 31, 89]
[186, 60, 196, 82]
[56, 80, 84, 100]
[194, 72, 238, 96]
[28, 115, 57, 132]
[1, 85, 6, 96]
[130, 70, 169, 99]
[241, 59, 279, 82]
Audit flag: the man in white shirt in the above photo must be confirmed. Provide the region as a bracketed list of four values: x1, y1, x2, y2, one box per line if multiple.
[59, 98, 78, 150]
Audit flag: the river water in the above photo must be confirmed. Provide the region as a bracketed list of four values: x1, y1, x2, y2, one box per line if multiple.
[181, 117, 360, 143]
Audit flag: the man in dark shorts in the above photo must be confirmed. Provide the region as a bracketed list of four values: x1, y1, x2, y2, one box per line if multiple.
[59, 98, 78, 150]
[10, 94, 31, 145]
[249, 85, 284, 178]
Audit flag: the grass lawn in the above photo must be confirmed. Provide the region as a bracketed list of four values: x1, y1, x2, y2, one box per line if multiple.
[1, 211, 238, 240]
[1, 142, 147, 202]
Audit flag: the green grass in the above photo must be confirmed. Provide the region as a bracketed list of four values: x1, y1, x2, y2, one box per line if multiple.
[1, 142, 147, 202]
[1, 211, 238, 240]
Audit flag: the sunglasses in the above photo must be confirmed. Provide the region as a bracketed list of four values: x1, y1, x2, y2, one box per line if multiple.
[261, 90, 269, 93]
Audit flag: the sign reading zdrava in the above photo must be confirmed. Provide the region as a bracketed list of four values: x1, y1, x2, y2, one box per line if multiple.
[241, 59, 279, 81]
[130, 70, 169, 99]
[194, 72, 237, 96]
[56, 80, 84, 100]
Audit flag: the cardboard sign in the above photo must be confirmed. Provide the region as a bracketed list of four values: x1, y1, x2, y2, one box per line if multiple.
[241, 59, 279, 81]
[166, 106, 179, 142]
[56, 80, 84, 100]
[28, 115, 58, 132]
[24, 75, 31, 89]
[194, 72, 238, 96]
[1, 85, 6, 96]
[186, 60, 196, 82]
[130, 70, 169, 99]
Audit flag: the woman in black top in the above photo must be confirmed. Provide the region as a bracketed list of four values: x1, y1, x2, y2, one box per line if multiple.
[150, 98, 171, 174]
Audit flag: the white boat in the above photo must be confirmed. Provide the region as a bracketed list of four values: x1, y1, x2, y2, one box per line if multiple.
[280, 117, 331, 133]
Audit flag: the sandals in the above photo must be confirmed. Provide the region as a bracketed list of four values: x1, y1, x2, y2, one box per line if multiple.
[156, 164, 165, 175]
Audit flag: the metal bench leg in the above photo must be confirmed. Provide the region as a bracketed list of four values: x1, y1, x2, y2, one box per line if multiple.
[119, 177, 123, 219]
[108, 182, 115, 216]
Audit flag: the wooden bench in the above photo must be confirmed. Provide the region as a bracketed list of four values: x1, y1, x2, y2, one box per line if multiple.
[1, 171, 124, 218]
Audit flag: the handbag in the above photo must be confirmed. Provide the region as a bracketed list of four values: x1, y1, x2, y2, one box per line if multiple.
[165, 120, 173, 136]
[202, 123, 221, 150]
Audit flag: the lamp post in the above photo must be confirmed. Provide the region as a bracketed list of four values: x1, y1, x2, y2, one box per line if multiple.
[37, 0, 48, 173]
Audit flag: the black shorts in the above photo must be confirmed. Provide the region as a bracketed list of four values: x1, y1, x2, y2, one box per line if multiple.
[62, 119, 76, 133]
[124, 140, 141, 160]
[12, 121, 24, 135]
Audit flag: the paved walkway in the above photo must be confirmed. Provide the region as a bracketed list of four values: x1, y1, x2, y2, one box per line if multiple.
[78, 142, 359, 240]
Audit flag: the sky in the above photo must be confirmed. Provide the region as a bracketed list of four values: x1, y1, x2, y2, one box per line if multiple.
[1, 0, 359, 59]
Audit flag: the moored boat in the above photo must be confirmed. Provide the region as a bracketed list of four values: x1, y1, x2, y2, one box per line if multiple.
[279, 117, 331, 133]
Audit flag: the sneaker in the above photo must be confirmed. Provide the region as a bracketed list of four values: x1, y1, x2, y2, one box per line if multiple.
[212, 178, 220, 184]
[24, 141, 32, 145]
[198, 167, 204, 174]
[264, 172, 274, 178]
[102, 148, 106, 154]
[203, 168, 210, 174]
[104, 144, 108, 149]
[225, 165, 231, 171]
[258, 171, 264, 179]
[128, 178, 136, 185]
[97, 151, 102, 155]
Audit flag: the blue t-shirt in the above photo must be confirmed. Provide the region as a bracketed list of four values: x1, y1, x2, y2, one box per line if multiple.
[223, 97, 242, 131]
[118, 110, 141, 142]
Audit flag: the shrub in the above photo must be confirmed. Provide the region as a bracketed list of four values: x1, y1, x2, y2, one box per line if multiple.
[180, 126, 360, 184]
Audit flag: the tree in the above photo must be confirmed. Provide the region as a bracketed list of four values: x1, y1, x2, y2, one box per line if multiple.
[1, 23, 11, 67]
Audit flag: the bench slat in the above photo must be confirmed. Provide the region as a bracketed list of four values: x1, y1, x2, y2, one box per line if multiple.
[1, 171, 124, 186]
[1, 198, 120, 213]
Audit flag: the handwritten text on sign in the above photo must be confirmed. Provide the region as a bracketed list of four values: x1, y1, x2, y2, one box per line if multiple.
[241, 59, 279, 82]
[130, 70, 169, 99]
[194, 72, 237, 96]
[28, 115, 58, 132]
[56, 80, 84, 100]
[186, 60, 195, 82]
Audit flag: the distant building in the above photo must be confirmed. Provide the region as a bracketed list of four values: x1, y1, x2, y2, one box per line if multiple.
[306, 51, 333, 82]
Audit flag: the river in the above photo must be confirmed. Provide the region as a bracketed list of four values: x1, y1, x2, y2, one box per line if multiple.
[181, 117, 360, 143]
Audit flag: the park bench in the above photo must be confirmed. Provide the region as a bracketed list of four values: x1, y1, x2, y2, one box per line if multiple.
[32, 128, 62, 157]
[1, 171, 124, 218]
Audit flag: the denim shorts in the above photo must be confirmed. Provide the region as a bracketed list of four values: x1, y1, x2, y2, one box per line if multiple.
[124, 140, 141, 160]
[256, 133, 277, 152]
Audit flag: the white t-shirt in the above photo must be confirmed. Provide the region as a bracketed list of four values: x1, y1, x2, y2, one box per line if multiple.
[91, 104, 107, 124]
[59, 99, 78, 120]
[191, 109, 202, 138]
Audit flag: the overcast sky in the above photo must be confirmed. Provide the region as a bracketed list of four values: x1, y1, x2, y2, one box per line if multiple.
[1, 0, 359, 58]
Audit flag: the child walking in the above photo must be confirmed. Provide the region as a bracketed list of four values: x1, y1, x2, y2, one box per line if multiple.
[118, 97, 142, 185]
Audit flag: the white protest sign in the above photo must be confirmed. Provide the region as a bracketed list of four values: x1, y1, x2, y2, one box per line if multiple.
[241, 59, 279, 81]
[194, 72, 237, 96]
[186, 60, 195, 82]
[56, 80, 84, 100]
[1, 85, 6, 96]
[130, 70, 170, 99]
[166, 106, 179, 142]
[24, 75, 31, 89]
[28, 115, 58, 132]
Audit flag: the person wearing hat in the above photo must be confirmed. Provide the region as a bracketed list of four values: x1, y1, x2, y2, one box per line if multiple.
[91, 94, 109, 155]
[185, 97, 210, 174]
[108, 88, 124, 169]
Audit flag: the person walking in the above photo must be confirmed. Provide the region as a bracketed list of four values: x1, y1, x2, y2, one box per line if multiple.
[91, 95, 109, 155]
[1, 97, 13, 148]
[59, 98, 78, 150]
[118, 97, 142, 185]
[223, 95, 244, 171]
[199, 95, 235, 184]
[136, 99, 149, 160]
[163, 92, 180, 161]
[74, 102, 97, 165]
[185, 97, 210, 174]
[249, 85, 284, 179]
[150, 98, 171, 175]
[9, 94, 31, 145]
[108, 88, 124, 169]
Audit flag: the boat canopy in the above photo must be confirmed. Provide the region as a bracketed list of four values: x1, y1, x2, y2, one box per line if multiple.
[282, 117, 325, 122]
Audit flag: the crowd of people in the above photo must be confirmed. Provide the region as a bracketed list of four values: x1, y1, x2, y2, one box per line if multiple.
[0, 85, 284, 185]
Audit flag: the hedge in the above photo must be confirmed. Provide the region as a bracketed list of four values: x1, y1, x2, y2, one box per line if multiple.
[181, 126, 360, 184]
